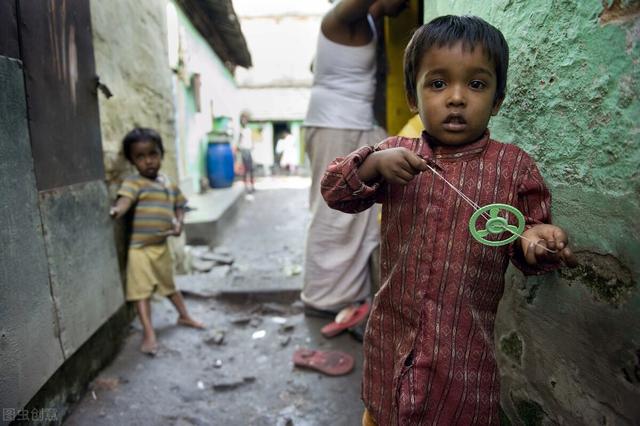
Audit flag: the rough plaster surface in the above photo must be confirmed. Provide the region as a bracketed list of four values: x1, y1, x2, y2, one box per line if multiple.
[425, 1, 639, 423]
[0, 57, 65, 410]
[38, 181, 124, 359]
[90, 0, 177, 185]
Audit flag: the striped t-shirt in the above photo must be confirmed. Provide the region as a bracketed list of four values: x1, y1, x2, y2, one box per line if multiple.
[117, 173, 187, 247]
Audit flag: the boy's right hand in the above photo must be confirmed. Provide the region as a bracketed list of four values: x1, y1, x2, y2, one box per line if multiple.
[368, 148, 428, 185]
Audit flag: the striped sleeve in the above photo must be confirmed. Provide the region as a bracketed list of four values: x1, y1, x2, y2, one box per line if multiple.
[173, 185, 187, 209]
[117, 176, 140, 201]
[509, 155, 561, 275]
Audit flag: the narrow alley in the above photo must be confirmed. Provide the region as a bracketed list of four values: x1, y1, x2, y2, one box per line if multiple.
[64, 177, 364, 426]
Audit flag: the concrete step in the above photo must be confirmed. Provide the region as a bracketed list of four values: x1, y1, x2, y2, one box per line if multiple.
[184, 182, 245, 247]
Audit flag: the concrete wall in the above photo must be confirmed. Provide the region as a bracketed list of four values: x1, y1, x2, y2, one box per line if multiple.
[90, 0, 178, 185]
[423, 1, 639, 424]
[234, 1, 330, 122]
[90, 0, 188, 271]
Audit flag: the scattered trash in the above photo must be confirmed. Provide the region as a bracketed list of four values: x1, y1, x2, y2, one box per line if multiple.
[197, 380, 205, 390]
[92, 391, 97, 400]
[283, 263, 302, 277]
[252, 330, 266, 339]
[271, 316, 287, 324]
[214, 359, 223, 368]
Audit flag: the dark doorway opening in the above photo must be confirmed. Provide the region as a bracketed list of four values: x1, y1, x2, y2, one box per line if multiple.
[272, 121, 290, 174]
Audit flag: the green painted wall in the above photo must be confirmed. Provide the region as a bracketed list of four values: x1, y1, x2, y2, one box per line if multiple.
[421, 1, 639, 424]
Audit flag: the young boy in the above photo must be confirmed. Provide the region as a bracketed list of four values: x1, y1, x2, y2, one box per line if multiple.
[320, 16, 577, 425]
[110, 128, 204, 356]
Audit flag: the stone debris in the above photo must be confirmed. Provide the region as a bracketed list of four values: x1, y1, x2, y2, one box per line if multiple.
[279, 324, 295, 334]
[279, 336, 291, 347]
[249, 317, 263, 327]
[231, 316, 252, 326]
[186, 245, 235, 273]
[212, 376, 256, 392]
[260, 303, 290, 315]
[91, 377, 120, 391]
[204, 329, 226, 345]
[200, 252, 234, 265]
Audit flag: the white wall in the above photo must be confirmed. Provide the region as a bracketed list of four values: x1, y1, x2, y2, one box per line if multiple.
[232, 0, 331, 121]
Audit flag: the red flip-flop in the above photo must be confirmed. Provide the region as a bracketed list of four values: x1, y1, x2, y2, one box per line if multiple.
[320, 302, 370, 338]
[292, 348, 354, 376]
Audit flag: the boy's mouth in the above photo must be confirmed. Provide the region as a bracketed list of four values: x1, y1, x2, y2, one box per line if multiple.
[442, 113, 467, 131]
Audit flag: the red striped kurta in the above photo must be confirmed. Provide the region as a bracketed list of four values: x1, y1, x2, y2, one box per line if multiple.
[321, 132, 558, 425]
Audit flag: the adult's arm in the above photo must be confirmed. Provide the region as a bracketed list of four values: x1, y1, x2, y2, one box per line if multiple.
[322, 0, 376, 46]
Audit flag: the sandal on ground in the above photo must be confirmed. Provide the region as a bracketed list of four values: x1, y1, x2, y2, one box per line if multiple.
[292, 348, 354, 376]
[320, 302, 370, 338]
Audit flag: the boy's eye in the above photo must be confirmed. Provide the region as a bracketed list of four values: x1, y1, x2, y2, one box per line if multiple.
[430, 80, 446, 90]
[469, 80, 486, 90]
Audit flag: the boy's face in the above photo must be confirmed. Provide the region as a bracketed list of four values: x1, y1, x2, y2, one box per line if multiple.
[412, 42, 503, 146]
[130, 140, 162, 180]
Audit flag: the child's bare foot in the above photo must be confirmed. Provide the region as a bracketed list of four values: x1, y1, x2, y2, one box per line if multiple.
[140, 339, 158, 356]
[177, 316, 205, 329]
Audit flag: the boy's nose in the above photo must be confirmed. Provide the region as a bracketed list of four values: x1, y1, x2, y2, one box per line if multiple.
[447, 86, 466, 107]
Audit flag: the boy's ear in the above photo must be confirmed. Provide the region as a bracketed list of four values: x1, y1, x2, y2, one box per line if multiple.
[491, 96, 504, 116]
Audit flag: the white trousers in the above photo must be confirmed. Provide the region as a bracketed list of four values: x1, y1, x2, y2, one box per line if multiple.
[302, 126, 385, 311]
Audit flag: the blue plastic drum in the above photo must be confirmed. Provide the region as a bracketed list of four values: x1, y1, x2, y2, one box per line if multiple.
[206, 141, 234, 188]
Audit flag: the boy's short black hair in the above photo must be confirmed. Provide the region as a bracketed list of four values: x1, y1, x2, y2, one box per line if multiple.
[404, 15, 509, 108]
[122, 127, 164, 162]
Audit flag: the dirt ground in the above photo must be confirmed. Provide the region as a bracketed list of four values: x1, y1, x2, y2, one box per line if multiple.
[64, 177, 366, 426]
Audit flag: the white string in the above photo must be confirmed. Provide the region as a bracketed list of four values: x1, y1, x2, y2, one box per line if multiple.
[424, 164, 556, 254]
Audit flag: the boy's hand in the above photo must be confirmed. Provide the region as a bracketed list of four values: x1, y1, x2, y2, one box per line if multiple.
[359, 148, 428, 185]
[520, 224, 577, 267]
[171, 218, 183, 236]
[109, 197, 133, 219]
[161, 218, 183, 237]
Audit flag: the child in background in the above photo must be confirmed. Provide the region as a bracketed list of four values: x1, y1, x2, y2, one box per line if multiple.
[320, 16, 577, 425]
[111, 127, 204, 355]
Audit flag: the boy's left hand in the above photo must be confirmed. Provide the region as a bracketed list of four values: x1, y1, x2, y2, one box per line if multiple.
[520, 224, 577, 267]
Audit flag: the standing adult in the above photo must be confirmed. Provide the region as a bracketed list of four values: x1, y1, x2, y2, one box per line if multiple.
[237, 111, 255, 193]
[302, 0, 409, 316]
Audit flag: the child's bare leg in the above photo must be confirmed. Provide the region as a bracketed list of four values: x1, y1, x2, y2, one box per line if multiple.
[168, 291, 205, 329]
[135, 299, 157, 354]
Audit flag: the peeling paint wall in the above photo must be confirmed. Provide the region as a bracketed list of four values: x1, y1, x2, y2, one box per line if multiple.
[90, 0, 178, 185]
[90, 0, 187, 270]
[423, 1, 639, 424]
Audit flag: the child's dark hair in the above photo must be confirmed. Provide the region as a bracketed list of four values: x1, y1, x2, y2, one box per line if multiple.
[122, 127, 164, 162]
[404, 15, 509, 107]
